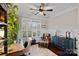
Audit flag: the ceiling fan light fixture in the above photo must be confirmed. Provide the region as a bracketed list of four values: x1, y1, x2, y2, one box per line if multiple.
[39, 12, 46, 16]
[39, 12, 43, 15]
[30, 3, 52, 16]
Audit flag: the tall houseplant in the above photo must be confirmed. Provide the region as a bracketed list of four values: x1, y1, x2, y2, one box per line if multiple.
[4, 3, 19, 46]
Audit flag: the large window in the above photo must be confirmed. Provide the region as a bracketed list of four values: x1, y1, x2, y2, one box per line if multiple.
[16, 18, 42, 45]
[26, 20, 41, 40]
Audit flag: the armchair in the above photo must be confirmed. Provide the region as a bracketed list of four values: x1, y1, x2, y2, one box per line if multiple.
[38, 33, 51, 48]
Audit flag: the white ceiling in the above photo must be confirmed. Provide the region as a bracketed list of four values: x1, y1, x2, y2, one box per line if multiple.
[16, 3, 79, 19]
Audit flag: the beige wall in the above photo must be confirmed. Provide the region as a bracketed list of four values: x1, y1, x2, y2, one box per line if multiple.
[47, 8, 78, 37]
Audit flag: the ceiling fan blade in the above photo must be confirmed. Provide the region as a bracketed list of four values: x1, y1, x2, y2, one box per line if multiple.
[29, 4, 39, 11]
[30, 8, 39, 12]
[35, 12, 40, 15]
[45, 9, 53, 11]
[30, 8, 38, 10]
[43, 13, 46, 16]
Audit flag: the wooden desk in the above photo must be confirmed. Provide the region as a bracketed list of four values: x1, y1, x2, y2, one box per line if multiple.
[8, 43, 24, 54]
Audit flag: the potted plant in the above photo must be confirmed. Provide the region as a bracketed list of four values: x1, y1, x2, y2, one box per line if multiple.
[2, 3, 19, 53]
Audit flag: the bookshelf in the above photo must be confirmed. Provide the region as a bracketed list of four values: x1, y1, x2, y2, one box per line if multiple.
[0, 5, 7, 54]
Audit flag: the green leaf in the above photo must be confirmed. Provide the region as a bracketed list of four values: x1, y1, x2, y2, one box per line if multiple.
[3, 3, 19, 46]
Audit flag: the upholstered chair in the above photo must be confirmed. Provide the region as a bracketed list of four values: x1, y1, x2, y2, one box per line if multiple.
[38, 33, 51, 48]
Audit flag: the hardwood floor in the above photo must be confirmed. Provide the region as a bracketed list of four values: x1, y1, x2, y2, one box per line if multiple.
[4, 43, 78, 56]
[7, 49, 26, 56]
[48, 44, 77, 56]
[48, 45, 64, 56]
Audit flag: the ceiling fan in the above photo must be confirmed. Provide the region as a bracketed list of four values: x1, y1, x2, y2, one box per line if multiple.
[30, 3, 53, 16]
